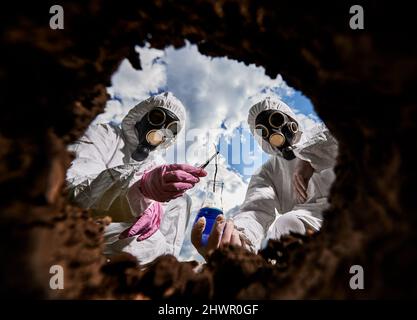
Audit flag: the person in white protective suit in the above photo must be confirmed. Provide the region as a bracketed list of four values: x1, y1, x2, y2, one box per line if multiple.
[66, 92, 207, 266]
[192, 97, 338, 257]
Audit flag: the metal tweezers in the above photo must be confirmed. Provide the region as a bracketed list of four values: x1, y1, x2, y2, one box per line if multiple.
[198, 150, 219, 169]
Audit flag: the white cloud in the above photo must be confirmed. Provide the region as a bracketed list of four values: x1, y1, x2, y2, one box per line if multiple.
[162, 43, 294, 136]
[95, 42, 296, 131]
[93, 45, 166, 124]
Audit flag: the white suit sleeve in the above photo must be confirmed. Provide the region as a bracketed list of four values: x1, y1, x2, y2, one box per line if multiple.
[66, 124, 151, 217]
[294, 124, 338, 173]
[233, 160, 279, 252]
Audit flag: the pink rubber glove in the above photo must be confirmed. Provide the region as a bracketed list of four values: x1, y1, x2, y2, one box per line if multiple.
[140, 164, 207, 202]
[119, 202, 164, 241]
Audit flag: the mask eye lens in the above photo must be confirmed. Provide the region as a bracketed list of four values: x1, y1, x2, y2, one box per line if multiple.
[289, 122, 298, 133]
[146, 130, 164, 146]
[166, 121, 179, 136]
[148, 108, 166, 126]
[269, 133, 286, 147]
[255, 124, 269, 138]
[269, 111, 285, 128]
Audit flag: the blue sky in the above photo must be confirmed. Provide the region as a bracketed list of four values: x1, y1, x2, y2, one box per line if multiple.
[92, 42, 321, 260]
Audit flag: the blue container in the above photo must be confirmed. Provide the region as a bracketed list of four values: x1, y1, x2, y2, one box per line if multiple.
[194, 207, 223, 246]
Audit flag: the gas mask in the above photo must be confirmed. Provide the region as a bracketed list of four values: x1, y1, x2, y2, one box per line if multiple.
[254, 110, 301, 160]
[132, 107, 180, 161]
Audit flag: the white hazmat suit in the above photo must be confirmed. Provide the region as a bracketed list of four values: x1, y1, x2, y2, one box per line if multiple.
[234, 98, 338, 252]
[66, 92, 191, 266]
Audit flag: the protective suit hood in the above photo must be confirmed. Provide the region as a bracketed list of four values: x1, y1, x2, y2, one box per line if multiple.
[248, 97, 300, 156]
[121, 92, 186, 154]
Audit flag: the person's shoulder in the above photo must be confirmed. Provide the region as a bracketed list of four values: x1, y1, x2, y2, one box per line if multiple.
[265, 155, 278, 166]
[257, 156, 280, 175]
[87, 122, 120, 133]
[80, 123, 123, 151]
[295, 122, 335, 150]
[85, 122, 121, 139]
[247, 156, 281, 187]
